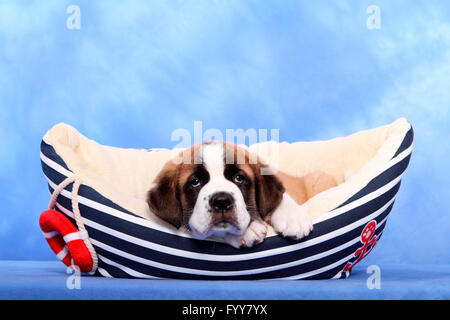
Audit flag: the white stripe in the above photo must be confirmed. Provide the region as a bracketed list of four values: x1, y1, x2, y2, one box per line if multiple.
[55, 202, 75, 219]
[53, 189, 396, 266]
[79, 230, 88, 240]
[277, 219, 389, 280]
[95, 216, 389, 280]
[40, 151, 74, 179]
[44, 174, 192, 238]
[88, 194, 395, 277]
[63, 231, 83, 243]
[98, 255, 161, 279]
[313, 171, 402, 224]
[43, 231, 59, 239]
[42, 132, 50, 145]
[82, 217, 239, 262]
[278, 252, 356, 280]
[97, 267, 113, 278]
[388, 142, 413, 169]
[54, 202, 241, 262]
[313, 145, 411, 224]
[56, 246, 69, 261]
[91, 238, 233, 277]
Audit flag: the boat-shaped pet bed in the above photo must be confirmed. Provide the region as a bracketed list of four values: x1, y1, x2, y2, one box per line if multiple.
[39, 118, 413, 280]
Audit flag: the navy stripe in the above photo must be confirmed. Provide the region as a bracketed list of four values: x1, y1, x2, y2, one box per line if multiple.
[42, 140, 146, 219]
[392, 126, 414, 159]
[334, 182, 399, 227]
[324, 220, 387, 280]
[337, 154, 409, 208]
[95, 260, 131, 278]
[93, 237, 361, 280]
[53, 203, 77, 227]
[92, 245, 335, 280]
[42, 160, 141, 218]
[312, 181, 399, 235]
[88, 204, 393, 279]
[76, 180, 398, 257]
[336, 126, 412, 209]
[42, 161, 73, 191]
[305, 263, 350, 280]
[52, 192, 392, 273]
[49, 185, 72, 210]
[282, 219, 388, 280]
[77, 184, 142, 218]
[41, 141, 71, 171]
[86, 215, 376, 272]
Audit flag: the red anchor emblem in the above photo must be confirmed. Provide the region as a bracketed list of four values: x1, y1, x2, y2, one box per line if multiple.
[343, 220, 378, 272]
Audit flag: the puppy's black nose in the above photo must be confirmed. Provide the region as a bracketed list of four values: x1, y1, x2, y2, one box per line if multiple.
[209, 192, 234, 211]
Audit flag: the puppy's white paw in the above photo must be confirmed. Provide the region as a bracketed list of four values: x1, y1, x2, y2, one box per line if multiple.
[271, 193, 313, 240]
[225, 220, 268, 248]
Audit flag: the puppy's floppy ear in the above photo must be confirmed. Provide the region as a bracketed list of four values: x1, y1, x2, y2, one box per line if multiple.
[147, 161, 183, 228]
[252, 162, 285, 218]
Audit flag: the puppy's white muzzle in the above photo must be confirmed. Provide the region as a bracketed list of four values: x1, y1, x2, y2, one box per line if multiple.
[188, 179, 251, 239]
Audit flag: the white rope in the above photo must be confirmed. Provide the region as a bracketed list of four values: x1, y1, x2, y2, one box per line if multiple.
[48, 176, 76, 210]
[71, 178, 98, 273]
[48, 175, 98, 274]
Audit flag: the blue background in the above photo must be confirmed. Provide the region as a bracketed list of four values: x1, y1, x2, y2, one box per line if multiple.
[0, 0, 449, 267]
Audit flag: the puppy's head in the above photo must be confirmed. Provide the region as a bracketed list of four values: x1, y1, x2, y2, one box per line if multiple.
[147, 142, 284, 239]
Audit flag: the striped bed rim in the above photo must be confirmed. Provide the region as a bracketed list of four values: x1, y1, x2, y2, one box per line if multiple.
[40, 126, 413, 280]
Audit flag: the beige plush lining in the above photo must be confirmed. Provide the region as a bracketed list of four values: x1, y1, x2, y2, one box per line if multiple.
[43, 118, 411, 235]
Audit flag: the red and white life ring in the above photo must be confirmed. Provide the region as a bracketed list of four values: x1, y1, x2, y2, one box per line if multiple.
[39, 209, 94, 273]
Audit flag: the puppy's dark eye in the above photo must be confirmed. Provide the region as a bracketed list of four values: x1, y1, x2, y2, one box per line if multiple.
[233, 174, 246, 184]
[190, 178, 202, 188]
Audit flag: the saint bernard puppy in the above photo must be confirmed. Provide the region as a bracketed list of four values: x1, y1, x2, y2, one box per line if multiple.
[147, 142, 337, 248]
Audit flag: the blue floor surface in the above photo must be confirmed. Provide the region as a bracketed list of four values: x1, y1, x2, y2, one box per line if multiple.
[0, 260, 449, 299]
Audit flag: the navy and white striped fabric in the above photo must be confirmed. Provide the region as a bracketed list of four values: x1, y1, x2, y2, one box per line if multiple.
[40, 126, 413, 280]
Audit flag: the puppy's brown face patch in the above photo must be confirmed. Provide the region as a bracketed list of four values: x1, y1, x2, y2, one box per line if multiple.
[222, 142, 284, 219]
[147, 149, 209, 228]
[223, 163, 258, 218]
[179, 164, 210, 224]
